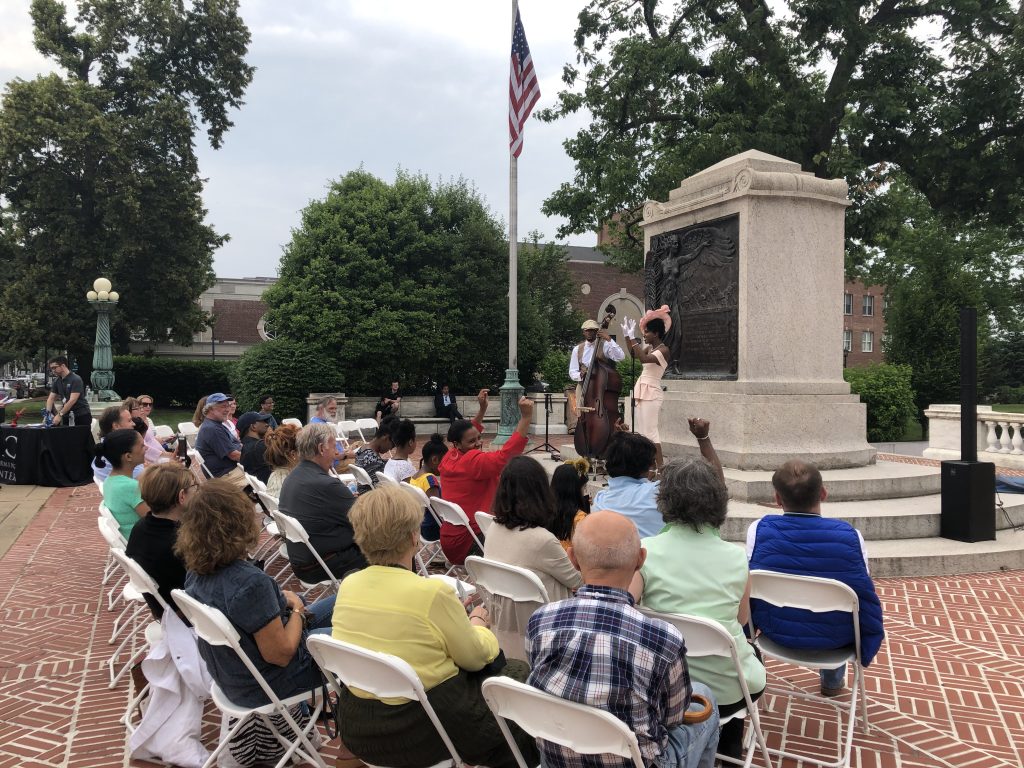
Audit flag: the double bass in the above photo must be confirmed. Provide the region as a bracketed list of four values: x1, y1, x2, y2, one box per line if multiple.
[574, 305, 623, 460]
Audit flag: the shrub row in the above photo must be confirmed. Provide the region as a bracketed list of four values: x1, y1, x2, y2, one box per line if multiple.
[112, 356, 236, 408]
[844, 363, 918, 442]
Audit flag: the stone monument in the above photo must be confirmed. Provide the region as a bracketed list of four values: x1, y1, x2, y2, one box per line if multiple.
[643, 150, 875, 469]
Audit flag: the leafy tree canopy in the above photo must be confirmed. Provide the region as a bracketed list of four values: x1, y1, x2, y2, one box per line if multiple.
[0, 0, 254, 358]
[263, 170, 581, 395]
[541, 0, 1024, 270]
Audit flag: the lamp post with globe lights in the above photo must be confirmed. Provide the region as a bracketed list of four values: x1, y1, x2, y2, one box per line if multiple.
[86, 278, 121, 402]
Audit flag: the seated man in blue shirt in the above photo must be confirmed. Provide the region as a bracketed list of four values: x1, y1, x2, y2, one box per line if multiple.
[527, 510, 719, 768]
[195, 392, 246, 488]
[746, 459, 885, 697]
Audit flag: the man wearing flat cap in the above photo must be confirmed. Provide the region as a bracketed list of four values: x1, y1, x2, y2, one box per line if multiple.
[569, 318, 625, 409]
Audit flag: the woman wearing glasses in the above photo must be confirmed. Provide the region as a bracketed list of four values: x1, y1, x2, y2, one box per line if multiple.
[126, 396, 175, 464]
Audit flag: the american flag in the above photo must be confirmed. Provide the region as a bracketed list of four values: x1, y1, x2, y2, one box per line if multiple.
[509, 8, 540, 158]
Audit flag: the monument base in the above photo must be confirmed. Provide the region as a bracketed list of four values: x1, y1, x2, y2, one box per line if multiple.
[660, 382, 876, 470]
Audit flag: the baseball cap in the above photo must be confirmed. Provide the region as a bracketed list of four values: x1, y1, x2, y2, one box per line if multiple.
[236, 411, 273, 436]
[206, 392, 231, 404]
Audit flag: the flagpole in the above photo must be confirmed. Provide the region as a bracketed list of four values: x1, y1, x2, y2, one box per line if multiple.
[495, 0, 524, 445]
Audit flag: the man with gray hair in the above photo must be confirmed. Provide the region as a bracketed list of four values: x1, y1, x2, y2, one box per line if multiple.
[526, 510, 719, 768]
[195, 392, 246, 488]
[278, 422, 366, 582]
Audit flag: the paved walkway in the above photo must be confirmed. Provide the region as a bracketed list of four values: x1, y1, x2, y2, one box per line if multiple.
[2, 484, 1023, 767]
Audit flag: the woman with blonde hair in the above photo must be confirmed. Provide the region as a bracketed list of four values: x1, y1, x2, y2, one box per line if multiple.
[126, 462, 195, 618]
[332, 485, 537, 768]
[263, 423, 300, 496]
[190, 396, 207, 428]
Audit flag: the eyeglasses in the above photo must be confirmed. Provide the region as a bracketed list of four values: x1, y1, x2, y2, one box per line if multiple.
[139, 401, 153, 407]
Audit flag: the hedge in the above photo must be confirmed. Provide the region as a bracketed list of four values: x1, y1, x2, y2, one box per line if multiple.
[229, 340, 345, 421]
[112, 356, 236, 408]
[844, 363, 918, 442]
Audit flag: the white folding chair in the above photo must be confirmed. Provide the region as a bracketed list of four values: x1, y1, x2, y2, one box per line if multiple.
[464, 556, 549, 658]
[98, 522, 150, 688]
[339, 420, 360, 442]
[474, 511, 495, 536]
[376, 470, 400, 486]
[171, 590, 327, 768]
[307, 635, 464, 768]
[347, 463, 374, 490]
[177, 421, 199, 447]
[481, 676, 646, 768]
[354, 418, 378, 441]
[110, 549, 168, 726]
[250, 490, 288, 576]
[429, 498, 485, 553]
[153, 424, 174, 442]
[397, 482, 447, 575]
[638, 608, 773, 768]
[282, 417, 303, 428]
[188, 448, 214, 480]
[270, 509, 340, 595]
[244, 471, 268, 492]
[749, 570, 868, 768]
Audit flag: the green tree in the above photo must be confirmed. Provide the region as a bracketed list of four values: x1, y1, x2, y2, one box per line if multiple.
[230, 341, 344, 421]
[541, 0, 1024, 270]
[517, 232, 586, 385]
[843, 363, 917, 442]
[0, 0, 254, 359]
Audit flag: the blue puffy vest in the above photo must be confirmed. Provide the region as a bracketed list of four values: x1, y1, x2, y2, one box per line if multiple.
[749, 514, 884, 666]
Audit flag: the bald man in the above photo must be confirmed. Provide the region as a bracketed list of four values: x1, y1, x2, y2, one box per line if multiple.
[526, 511, 719, 768]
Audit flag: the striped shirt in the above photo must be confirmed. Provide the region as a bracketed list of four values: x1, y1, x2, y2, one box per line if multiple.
[526, 585, 692, 768]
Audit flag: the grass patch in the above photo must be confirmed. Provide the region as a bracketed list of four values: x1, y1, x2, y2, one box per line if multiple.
[2, 398, 192, 429]
[899, 415, 923, 442]
[992, 403, 1024, 413]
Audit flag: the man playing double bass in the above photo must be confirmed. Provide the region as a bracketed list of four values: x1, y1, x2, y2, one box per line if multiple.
[569, 318, 625, 414]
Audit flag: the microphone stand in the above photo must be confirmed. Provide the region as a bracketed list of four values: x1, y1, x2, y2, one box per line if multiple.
[527, 390, 560, 459]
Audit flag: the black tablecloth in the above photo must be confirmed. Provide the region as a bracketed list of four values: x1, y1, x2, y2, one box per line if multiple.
[0, 425, 95, 487]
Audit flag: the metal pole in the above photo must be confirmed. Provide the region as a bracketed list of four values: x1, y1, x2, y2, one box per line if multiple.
[494, 0, 524, 445]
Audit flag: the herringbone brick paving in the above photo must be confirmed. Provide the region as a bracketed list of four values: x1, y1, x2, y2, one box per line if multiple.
[1, 483, 1022, 767]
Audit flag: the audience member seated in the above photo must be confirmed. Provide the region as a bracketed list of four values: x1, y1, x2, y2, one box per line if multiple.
[190, 396, 206, 428]
[126, 397, 174, 465]
[374, 379, 402, 423]
[180, 480, 336, 758]
[549, 462, 590, 552]
[194, 393, 246, 487]
[746, 459, 885, 697]
[263, 423, 299, 497]
[592, 431, 663, 538]
[383, 419, 417, 482]
[354, 414, 397, 490]
[258, 393, 278, 429]
[433, 384, 463, 422]
[309, 395, 338, 424]
[332, 485, 539, 768]
[93, 405, 138, 484]
[126, 463, 194, 619]
[99, 429, 150, 540]
[278, 423, 366, 582]
[483, 456, 583, 659]
[410, 434, 446, 540]
[527, 510, 719, 768]
[237, 411, 274, 484]
[438, 390, 533, 565]
[634, 455, 764, 761]
[134, 394, 158, 432]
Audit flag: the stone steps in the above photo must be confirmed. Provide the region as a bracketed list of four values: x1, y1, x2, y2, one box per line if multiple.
[864, 528, 1024, 577]
[721, 492, 1024, 542]
[723, 460, 940, 503]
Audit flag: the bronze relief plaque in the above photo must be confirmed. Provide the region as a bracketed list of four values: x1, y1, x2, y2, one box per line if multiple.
[644, 214, 739, 380]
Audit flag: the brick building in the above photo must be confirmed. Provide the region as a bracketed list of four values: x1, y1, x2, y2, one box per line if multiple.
[843, 279, 886, 367]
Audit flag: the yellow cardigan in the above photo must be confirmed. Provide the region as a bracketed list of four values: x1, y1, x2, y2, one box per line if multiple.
[332, 565, 499, 699]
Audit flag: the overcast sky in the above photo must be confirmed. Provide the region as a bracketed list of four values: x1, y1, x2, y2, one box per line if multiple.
[0, 1, 593, 278]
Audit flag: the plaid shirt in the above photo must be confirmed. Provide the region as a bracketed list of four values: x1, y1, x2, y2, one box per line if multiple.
[526, 585, 691, 768]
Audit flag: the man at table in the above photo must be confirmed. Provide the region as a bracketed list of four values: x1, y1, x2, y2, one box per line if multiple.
[46, 356, 91, 427]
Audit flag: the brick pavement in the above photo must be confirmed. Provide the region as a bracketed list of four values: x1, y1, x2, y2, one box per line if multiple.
[1, 483, 1023, 767]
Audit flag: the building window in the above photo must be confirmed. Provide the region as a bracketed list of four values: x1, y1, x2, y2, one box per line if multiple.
[862, 294, 874, 316]
[257, 314, 275, 341]
[580, 283, 591, 295]
[843, 329, 852, 352]
[861, 331, 873, 353]
[843, 293, 852, 315]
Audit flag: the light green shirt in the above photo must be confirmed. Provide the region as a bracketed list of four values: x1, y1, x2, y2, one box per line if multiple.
[641, 524, 766, 706]
[103, 474, 143, 540]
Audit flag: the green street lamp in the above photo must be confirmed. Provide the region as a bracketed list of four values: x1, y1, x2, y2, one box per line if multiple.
[86, 277, 120, 402]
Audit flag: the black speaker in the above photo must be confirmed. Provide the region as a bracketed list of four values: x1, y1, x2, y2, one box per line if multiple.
[940, 461, 996, 542]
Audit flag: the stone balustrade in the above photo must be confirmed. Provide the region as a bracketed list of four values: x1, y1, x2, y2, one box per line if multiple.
[923, 404, 1024, 468]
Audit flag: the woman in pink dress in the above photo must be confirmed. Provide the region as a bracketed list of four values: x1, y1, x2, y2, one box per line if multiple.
[622, 305, 671, 472]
